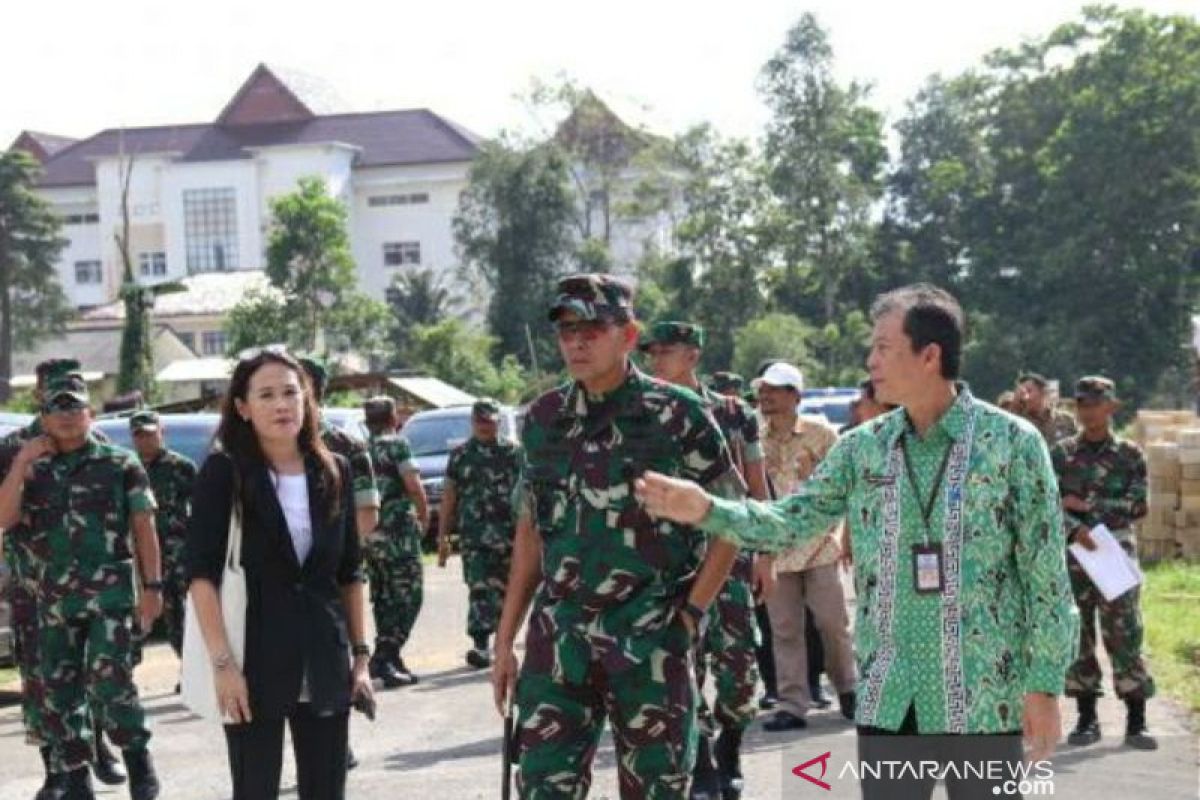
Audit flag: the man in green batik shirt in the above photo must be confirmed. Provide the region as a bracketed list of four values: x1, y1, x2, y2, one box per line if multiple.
[1051, 376, 1157, 751]
[638, 285, 1078, 800]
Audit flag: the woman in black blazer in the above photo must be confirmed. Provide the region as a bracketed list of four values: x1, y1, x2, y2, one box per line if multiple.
[186, 348, 372, 800]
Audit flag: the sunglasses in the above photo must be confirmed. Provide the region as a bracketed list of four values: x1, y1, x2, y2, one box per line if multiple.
[555, 320, 616, 342]
[236, 343, 290, 362]
[42, 400, 87, 416]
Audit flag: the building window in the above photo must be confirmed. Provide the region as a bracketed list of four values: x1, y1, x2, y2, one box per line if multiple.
[177, 332, 196, 352]
[138, 252, 167, 277]
[383, 241, 421, 266]
[74, 260, 102, 285]
[62, 213, 100, 225]
[183, 188, 239, 273]
[368, 192, 430, 207]
[201, 330, 228, 356]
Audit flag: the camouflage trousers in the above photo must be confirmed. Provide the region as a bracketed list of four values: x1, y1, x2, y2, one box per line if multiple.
[695, 560, 759, 733]
[9, 576, 48, 746]
[160, 540, 189, 656]
[516, 611, 698, 799]
[366, 532, 424, 650]
[462, 545, 512, 639]
[38, 605, 151, 773]
[1065, 549, 1156, 700]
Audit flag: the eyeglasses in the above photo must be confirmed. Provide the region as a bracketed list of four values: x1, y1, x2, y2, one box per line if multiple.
[555, 320, 614, 343]
[41, 402, 87, 416]
[236, 343, 290, 362]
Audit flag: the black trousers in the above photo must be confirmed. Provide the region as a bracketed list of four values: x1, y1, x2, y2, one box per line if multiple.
[224, 706, 349, 800]
[857, 706, 1025, 800]
[753, 603, 777, 697]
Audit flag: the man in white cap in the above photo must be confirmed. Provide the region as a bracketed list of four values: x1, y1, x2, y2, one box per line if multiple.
[754, 362, 857, 732]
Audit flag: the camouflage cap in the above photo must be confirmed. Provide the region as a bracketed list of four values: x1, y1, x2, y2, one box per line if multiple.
[129, 409, 160, 432]
[298, 356, 329, 392]
[42, 373, 89, 410]
[547, 273, 634, 323]
[638, 321, 705, 351]
[363, 395, 396, 416]
[472, 397, 501, 420]
[708, 371, 745, 394]
[1074, 376, 1117, 402]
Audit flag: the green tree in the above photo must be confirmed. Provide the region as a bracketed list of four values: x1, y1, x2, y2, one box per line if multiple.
[759, 12, 887, 323]
[454, 139, 578, 369]
[731, 313, 817, 380]
[0, 150, 71, 401]
[385, 268, 456, 366]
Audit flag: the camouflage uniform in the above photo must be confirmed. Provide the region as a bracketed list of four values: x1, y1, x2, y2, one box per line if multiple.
[1051, 381, 1154, 702]
[366, 431, 425, 651]
[133, 414, 197, 657]
[22, 379, 158, 773]
[445, 424, 522, 641]
[320, 418, 381, 513]
[1027, 406, 1079, 448]
[515, 275, 741, 799]
[707, 372, 745, 398]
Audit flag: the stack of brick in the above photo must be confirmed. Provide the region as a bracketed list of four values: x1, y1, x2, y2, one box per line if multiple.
[1174, 429, 1200, 560]
[1142, 441, 1180, 562]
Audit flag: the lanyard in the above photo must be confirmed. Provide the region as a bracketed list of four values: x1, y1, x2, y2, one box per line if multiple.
[900, 435, 955, 545]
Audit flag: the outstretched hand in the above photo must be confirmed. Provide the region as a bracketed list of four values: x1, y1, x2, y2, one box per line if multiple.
[633, 472, 713, 526]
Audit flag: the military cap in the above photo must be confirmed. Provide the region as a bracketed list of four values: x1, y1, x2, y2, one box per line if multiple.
[36, 358, 83, 383]
[638, 321, 706, 351]
[1017, 371, 1050, 389]
[709, 371, 745, 394]
[42, 373, 89, 410]
[129, 409, 160, 432]
[472, 397, 501, 420]
[363, 395, 396, 416]
[547, 273, 634, 323]
[1074, 376, 1117, 403]
[297, 356, 329, 392]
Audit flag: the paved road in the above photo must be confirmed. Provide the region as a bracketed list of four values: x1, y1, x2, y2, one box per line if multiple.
[0, 559, 1194, 799]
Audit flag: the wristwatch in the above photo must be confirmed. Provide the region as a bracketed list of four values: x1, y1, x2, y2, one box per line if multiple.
[142, 580, 164, 592]
[351, 643, 371, 658]
[681, 601, 708, 636]
[212, 651, 233, 671]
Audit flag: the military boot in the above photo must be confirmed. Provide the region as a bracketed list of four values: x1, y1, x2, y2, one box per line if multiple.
[714, 728, 745, 800]
[1067, 694, 1101, 746]
[689, 733, 722, 800]
[34, 747, 60, 800]
[392, 653, 419, 685]
[43, 767, 94, 800]
[122, 748, 160, 800]
[1124, 697, 1159, 750]
[92, 726, 127, 785]
[369, 643, 409, 689]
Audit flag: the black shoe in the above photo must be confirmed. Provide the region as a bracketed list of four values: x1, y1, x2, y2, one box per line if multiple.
[122, 748, 159, 800]
[174, 682, 181, 695]
[714, 728, 744, 799]
[346, 747, 359, 770]
[92, 732, 126, 786]
[809, 687, 832, 709]
[838, 691, 856, 721]
[393, 656, 419, 685]
[466, 648, 492, 669]
[763, 711, 807, 732]
[42, 767, 94, 800]
[1067, 694, 1101, 746]
[758, 694, 778, 711]
[1124, 697, 1159, 750]
[688, 734, 721, 800]
[370, 653, 410, 689]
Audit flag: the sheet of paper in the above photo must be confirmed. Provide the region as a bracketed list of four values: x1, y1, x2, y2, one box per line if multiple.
[1068, 524, 1142, 602]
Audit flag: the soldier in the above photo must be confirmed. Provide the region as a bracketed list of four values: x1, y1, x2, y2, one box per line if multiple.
[1051, 376, 1158, 750]
[128, 410, 197, 661]
[641, 322, 770, 800]
[1016, 371, 1078, 446]
[707, 372, 745, 398]
[491, 274, 743, 799]
[0, 373, 163, 799]
[438, 398, 522, 669]
[362, 395, 429, 688]
[0, 359, 129, 796]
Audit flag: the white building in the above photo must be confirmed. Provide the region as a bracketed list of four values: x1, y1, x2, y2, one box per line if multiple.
[12, 64, 481, 316]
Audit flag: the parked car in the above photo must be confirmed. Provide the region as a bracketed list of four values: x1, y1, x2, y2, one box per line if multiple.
[93, 413, 222, 466]
[401, 404, 519, 548]
[321, 407, 368, 442]
[0, 412, 33, 433]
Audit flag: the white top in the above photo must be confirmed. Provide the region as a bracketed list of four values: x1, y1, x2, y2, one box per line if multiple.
[273, 473, 313, 565]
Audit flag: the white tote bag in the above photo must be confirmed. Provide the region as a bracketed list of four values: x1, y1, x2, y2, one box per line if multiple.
[180, 502, 246, 721]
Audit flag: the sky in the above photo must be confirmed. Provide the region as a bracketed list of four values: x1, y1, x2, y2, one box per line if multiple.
[3, 0, 1197, 149]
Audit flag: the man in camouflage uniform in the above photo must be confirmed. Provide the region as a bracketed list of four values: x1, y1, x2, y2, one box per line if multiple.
[1017, 371, 1078, 446]
[438, 398, 522, 669]
[641, 322, 770, 800]
[491, 274, 743, 799]
[1051, 376, 1157, 751]
[0, 359, 130, 795]
[707, 372, 744, 398]
[129, 410, 196, 659]
[363, 396, 429, 688]
[0, 373, 163, 799]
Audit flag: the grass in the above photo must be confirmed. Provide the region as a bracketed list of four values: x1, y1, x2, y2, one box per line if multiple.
[0, 665, 19, 688]
[1141, 560, 1200, 717]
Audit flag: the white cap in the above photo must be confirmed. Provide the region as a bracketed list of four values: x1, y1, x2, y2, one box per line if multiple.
[752, 362, 805, 393]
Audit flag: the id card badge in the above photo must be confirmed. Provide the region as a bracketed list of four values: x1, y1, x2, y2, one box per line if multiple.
[912, 543, 944, 594]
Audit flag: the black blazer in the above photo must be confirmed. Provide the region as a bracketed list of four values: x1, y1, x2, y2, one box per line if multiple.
[185, 450, 363, 719]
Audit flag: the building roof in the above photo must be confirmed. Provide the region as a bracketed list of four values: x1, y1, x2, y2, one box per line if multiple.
[12, 326, 193, 380]
[78, 271, 277, 322]
[9, 130, 80, 163]
[387, 376, 476, 408]
[33, 64, 481, 188]
[157, 357, 233, 384]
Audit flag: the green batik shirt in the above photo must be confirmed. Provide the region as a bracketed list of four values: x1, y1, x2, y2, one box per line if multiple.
[23, 434, 158, 617]
[518, 365, 741, 682]
[142, 449, 197, 562]
[369, 433, 423, 554]
[701, 387, 1078, 734]
[320, 419, 381, 510]
[445, 436, 523, 551]
[1051, 433, 1147, 541]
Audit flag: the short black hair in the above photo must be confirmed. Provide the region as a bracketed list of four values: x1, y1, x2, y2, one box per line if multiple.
[858, 377, 877, 402]
[870, 284, 965, 380]
[35, 358, 79, 381]
[1017, 372, 1049, 389]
